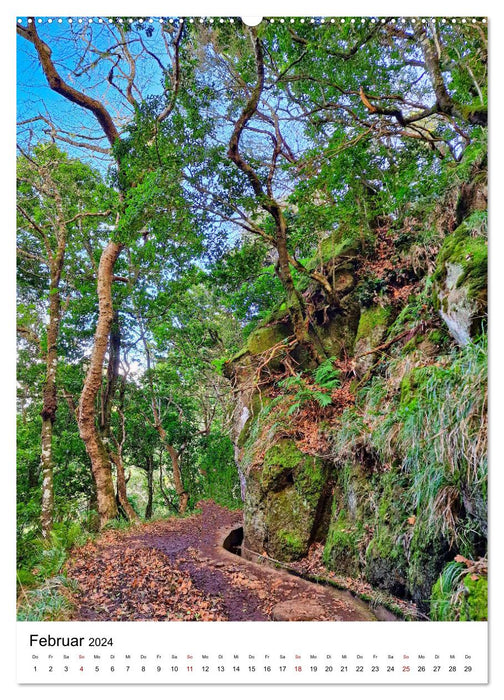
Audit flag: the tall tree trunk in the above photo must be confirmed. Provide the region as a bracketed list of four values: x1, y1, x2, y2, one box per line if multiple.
[100, 311, 120, 435]
[40, 419, 54, 540]
[40, 273, 62, 540]
[78, 241, 123, 527]
[18, 16, 186, 525]
[18, 21, 126, 530]
[145, 456, 154, 519]
[158, 427, 188, 515]
[109, 377, 138, 522]
[18, 166, 68, 542]
[111, 451, 138, 521]
[274, 209, 325, 364]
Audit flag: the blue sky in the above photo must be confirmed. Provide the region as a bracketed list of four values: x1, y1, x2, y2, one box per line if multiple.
[16, 16, 310, 214]
[16, 18, 180, 169]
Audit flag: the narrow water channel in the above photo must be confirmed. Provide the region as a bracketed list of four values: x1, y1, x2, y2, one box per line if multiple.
[221, 525, 399, 621]
[222, 526, 244, 556]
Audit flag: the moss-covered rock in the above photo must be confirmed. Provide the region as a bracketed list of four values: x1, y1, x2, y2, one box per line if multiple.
[242, 468, 268, 555]
[266, 488, 315, 560]
[306, 232, 361, 273]
[355, 306, 391, 343]
[354, 305, 392, 377]
[365, 530, 408, 598]
[318, 295, 361, 359]
[364, 469, 410, 597]
[407, 527, 453, 611]
[460, 574, 487, 621]
[323, 510, 361, 577]
[260, 439, 307, 491]
[275, 529, 307, 560]
[242, 438, 329, 562]
[246, 322, 293, 356]
[430, 565, 487, 621]
[433, 219, 487, 345]
[438, 223, 487, 296]
[227, 174, 487, 608]
[323, 462, 376, 577]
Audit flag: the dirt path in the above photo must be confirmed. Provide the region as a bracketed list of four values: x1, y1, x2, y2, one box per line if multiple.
[66, 500, 377, 622]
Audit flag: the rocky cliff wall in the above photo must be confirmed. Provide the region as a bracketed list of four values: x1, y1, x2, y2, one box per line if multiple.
[224, 164, 487, 617]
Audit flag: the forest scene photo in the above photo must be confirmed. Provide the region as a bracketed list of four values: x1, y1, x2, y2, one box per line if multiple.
[16, 16, 487, 623]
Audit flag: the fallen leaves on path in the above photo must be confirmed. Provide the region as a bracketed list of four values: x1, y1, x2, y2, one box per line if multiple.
[66, 538, 227, 621]
[65, 501, 379, 623]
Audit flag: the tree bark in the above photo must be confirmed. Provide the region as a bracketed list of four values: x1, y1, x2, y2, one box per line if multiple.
[415, 24, 487, 127]
[157, 426, 188, 515]
[100, 311, 121, 435]
[18, 167, 67, 542]
[111, 450, 138, 521]
[40, 278, 61, 540]
[78, 241, 123, 527]
[40, 418, 55, 539]
[109, 375, 138, 522]
[145, 456, 154, 519]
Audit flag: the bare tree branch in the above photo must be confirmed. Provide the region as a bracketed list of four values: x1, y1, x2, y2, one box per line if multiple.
[17, 20, 120, 146]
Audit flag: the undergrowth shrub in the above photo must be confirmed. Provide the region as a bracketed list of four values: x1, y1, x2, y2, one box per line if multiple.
[17, 520, 88, 621]
[430, 559, 487, 621]
[17, 575, 77, 621]
[396, 336, 487, 549]
[332, 334, 487, 552]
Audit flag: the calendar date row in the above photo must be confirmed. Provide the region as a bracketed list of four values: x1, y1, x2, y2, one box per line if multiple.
[33, 663, 474, 674]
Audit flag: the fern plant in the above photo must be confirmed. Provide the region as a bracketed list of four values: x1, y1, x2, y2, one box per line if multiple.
[312, 357, 341, 389]
[430, 560, 466, 620]
[279, 362, 339, 416]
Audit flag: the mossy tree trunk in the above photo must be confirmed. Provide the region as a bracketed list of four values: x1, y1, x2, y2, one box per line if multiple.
[98, 314, 138, 522]
[274, 210, 324, 364]
[40, 274, 61, 541]
[78, 241, 123, 527]
[18, 165, 68, 542]
[145, 456, 154, 519]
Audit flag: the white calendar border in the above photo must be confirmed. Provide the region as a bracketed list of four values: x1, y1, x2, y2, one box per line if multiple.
[3, 0, 502, 697]
[17, 620, 489, 685]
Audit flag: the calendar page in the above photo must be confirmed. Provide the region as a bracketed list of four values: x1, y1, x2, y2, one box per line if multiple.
[15, 4, 489, 688]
